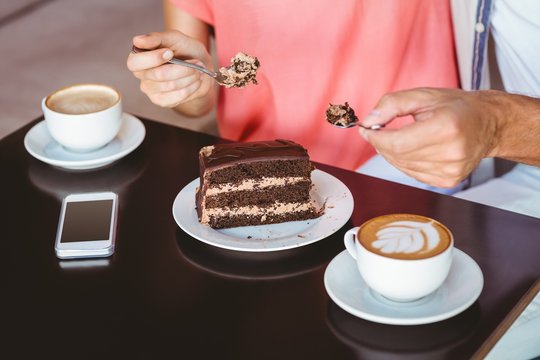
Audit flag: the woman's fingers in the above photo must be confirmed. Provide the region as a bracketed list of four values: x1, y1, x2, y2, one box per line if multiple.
[148, 80, 203, 108]
[140, 73, 200, 95]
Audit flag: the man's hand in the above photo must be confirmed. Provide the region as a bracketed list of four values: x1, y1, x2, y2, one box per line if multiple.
[359, 88, 503, 188]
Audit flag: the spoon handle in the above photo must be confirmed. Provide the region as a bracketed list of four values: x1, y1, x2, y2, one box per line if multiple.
[359, 123, 384, 130]
[131, 46, 218, 79]
[166, 57, 218, 78]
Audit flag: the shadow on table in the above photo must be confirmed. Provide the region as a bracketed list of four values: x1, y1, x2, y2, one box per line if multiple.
[175, 224, 349, 280]
[27, 151, 148, 199]
[326, 300, 481, 360]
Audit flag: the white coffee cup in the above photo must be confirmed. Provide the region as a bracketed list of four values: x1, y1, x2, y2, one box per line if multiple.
[344, 214, 454, 302]
[42, 83, 122, 152]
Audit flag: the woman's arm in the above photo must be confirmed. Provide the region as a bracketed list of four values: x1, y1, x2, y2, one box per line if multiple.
[126, 1, 216, 117]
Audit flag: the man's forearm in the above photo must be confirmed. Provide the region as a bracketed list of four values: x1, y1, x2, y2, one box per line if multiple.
[488, 91, 540, 166]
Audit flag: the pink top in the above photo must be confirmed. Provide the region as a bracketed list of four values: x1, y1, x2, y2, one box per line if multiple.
[171, 0, 458, 170]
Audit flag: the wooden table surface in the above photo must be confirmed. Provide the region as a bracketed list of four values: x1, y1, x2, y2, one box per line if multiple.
[3, 117, 540, 359]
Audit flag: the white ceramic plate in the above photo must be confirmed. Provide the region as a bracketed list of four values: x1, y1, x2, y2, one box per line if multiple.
[172, 169, 354, 252]
[24, 113, 145, 170]
[324, 248, 484, 325]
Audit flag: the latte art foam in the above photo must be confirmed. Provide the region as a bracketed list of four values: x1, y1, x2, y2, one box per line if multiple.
[46, 84, 119, 115]
[358, 214, 452, 260]
[372, 220, 440, 255]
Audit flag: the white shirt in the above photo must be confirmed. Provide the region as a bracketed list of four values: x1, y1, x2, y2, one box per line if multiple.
[490, 0, 540, 97]
[456, 0, 540, 217]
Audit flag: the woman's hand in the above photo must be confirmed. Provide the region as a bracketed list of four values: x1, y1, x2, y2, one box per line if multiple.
[126, 30, 215, 116]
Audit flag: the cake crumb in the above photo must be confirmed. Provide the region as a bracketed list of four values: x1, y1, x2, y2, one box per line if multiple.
[200, 145, 215, 157]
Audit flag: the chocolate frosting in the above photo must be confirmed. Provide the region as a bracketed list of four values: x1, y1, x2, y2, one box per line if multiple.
[200, 139, 309, 170]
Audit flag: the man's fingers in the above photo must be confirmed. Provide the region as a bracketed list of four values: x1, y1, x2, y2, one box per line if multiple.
[385, 153, 471, 181]
[363, 107, 453, 155]
[397, 167, 463, 188]
[362, 88, 440, 128]
[381, 155, 464, 188]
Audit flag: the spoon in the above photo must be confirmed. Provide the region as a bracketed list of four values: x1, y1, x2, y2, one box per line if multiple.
[331, 121, 385, 130]
[131, 46, 227, 85]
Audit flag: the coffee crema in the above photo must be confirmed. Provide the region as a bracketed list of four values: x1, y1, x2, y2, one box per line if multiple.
[358, 214, 452, 260]
[46, 84, 119, 115]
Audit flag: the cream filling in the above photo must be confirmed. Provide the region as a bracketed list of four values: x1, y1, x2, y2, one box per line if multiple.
[200, 201, 314, 224]
[205, 176, 306, 196]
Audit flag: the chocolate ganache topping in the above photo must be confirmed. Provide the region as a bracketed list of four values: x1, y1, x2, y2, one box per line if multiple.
[201, 139, 308, 170]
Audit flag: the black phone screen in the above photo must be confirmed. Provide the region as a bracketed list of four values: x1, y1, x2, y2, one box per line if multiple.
[60, 200, 114, 243]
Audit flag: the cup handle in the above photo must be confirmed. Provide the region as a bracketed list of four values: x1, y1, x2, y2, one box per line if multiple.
[344, 227, 360, 260]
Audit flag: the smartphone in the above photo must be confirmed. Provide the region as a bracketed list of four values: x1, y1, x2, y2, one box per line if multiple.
[55, 192, 118, 259]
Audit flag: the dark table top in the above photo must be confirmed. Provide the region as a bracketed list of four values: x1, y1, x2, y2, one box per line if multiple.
[3, 117, 540, 359]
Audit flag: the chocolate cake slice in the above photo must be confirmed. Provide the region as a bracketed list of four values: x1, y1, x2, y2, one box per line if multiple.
[196, 139, 323, 229]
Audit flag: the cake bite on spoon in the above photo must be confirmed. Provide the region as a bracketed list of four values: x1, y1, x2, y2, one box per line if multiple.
[218, 52, 260, 88]
[326, 102, 384, 130]
[131, 46, 260, 88]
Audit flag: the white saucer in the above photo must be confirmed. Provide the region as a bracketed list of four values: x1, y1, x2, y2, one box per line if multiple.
[24, 113, 145, 170]
[324, 248, 484, 325]
[172, 170, 354, 252]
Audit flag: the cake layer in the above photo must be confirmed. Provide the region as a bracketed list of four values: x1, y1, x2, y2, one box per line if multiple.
[204, 181, 312, 208]
[204, 208, 321, 229]
[203, 159, 312, 185]
[204, 176, 306, 196]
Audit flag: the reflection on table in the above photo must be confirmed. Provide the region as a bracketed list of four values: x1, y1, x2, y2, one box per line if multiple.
[327, 301, 480, 360]
[175, 227, 346, 280]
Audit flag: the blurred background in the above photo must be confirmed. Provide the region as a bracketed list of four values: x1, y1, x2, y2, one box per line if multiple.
[0, 0, 217, 140]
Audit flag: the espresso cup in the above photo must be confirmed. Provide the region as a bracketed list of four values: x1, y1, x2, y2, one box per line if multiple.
[344, 214, 453, 302]
[42, 83, 122, 152]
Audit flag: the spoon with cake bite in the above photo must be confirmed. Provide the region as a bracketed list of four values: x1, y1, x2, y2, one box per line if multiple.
[326, 102, 385, 130]
[131, 45, 228, 85]
[131, 46, 260, 88]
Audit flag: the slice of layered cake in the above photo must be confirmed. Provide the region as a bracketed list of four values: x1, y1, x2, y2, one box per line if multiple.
[196, 139, 323, 229]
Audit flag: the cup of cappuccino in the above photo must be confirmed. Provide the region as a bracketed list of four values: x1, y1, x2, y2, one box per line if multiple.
[42, 83, 122, 152]
[344, 214, 453, 302]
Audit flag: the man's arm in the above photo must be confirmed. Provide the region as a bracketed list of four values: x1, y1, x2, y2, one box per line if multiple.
[360, 88, 540, 188]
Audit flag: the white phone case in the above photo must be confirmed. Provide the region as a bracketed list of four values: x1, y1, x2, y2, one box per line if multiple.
[54, 192, 118, 259]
